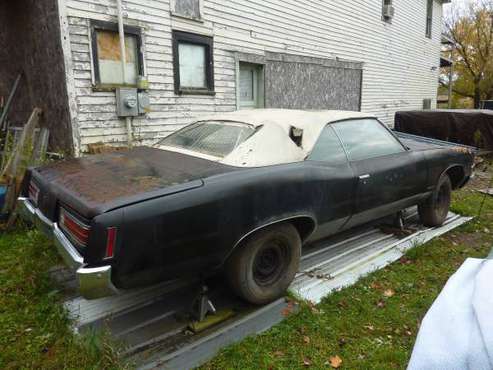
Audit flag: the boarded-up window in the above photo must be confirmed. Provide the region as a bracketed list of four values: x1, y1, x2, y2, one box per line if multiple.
[91, 21, 143, 88]
[96, 31, 138, 85]
[173, 0, 201, 19]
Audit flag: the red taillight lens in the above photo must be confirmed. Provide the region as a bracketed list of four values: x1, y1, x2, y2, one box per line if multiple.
[59, 208, 90, 246]
[28, 182, 40, 205]
[105, 227, 117, 259]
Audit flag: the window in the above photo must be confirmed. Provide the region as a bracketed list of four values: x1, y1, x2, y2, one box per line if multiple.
[333, 119, 405, 161]
[239, 62, 264, 109]
[157, 121, 256, 158]
[91, 21, 143, 88]
[382, 0, 394, 22]
[171, 0, 202, 20]
[308, 125, 348, 164]
[426, 0, 433, 38]
[173, 31, 214, 95]
[423, 98, 432, 110]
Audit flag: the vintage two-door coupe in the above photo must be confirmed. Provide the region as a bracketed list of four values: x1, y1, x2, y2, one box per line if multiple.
[18, 110, 474, 304]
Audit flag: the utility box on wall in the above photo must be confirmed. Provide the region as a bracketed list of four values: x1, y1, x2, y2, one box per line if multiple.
[116, 88, 151, 117]
[116, 88, 139, 117]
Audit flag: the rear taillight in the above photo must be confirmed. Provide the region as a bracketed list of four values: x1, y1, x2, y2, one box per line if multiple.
[28, 182, 40, 206]
[59, 208, 90, 247]
[105, 227, 117, 259]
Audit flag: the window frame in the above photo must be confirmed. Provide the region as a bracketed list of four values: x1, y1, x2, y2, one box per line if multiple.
[90, 20, 144, 91]
[307, 124, 349, 164]
[381, 0, 394, 23]
[238, 62, 265, 109]
[331, 118, 408, 162]
[170, 0, 203, 21]
[172, 30, 215, 96]
[425, 0, 433, 39]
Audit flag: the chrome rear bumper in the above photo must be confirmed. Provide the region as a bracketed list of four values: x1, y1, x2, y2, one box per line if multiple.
[17, 197, 119, 299]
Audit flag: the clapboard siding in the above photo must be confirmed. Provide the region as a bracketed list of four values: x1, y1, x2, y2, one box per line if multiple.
[62, 0, 443, 152]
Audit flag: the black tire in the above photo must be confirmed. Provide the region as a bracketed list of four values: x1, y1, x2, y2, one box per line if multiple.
[418, 174, 452, 227]
[225, 223, 301, 305]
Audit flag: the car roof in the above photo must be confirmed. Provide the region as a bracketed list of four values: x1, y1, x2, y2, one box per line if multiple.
[159, 109, 377, 168]
[199, 109, 375, 131]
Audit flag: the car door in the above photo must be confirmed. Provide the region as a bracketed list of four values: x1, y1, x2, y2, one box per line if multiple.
[333, 118, 427, 229]
[305, 124, 357, 241]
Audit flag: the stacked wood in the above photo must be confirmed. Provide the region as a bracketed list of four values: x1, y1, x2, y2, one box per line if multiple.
[0, 108, 49, 222]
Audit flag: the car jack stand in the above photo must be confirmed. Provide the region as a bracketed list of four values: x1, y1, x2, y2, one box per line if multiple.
[188, 285, 234, 334]
[192, 285, 216, 322]
[394, 210, 404, 231]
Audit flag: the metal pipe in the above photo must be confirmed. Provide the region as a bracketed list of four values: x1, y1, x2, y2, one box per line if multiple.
[116, 0, 133, 147]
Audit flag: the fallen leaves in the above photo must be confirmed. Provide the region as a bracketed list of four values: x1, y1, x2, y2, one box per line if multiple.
[327, 355, 343, 368]
[272, 350, 285, 358]
[281, 301, 296, 317]
[302, 357, 312, 367]
[383, 289, 395, 298]
[303, 335, 311, 344]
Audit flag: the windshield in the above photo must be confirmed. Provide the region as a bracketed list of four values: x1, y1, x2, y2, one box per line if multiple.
[157, 121, 257, 158]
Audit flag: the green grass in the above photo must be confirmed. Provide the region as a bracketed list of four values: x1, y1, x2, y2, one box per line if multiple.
[0, 227, 123, 369]
[0, 175, 492, 369]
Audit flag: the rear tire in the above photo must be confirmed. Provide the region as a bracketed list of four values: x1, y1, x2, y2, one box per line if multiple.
[225, 223, 301, 305]
[418, 175, 452, 227]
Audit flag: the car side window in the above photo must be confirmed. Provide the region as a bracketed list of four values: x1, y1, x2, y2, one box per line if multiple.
[333, 118, 405, 161]
[308, 125, 348, 163]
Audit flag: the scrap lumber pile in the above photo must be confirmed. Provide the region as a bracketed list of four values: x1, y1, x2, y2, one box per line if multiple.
[0, 108, 49, 223]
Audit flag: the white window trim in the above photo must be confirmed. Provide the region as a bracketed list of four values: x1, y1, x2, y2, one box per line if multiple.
[170, 0, 204, 21]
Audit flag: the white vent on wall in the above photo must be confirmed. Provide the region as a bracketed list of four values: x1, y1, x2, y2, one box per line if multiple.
[382, 4, 395, 19]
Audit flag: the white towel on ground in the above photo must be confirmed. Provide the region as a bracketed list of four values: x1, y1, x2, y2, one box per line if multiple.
[408, 258, 493, 370]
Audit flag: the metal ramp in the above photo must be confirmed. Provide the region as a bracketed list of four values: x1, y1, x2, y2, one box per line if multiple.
[57, 210, 471, 370]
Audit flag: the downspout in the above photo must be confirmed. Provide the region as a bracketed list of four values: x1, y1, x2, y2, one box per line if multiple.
[116, 0, 133, 147]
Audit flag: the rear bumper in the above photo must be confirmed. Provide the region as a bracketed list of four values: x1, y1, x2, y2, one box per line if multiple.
[17, 197, 119, 299]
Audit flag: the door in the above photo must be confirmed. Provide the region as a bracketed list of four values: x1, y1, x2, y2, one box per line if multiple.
[306, 125, 356, 241]
[239, 62, 264, 109]
[333, 118, 427, 228]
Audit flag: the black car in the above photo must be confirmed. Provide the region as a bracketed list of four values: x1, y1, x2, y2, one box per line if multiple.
[18, 109, 474, 304]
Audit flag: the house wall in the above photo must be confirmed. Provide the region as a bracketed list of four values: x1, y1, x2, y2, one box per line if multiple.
[62, 0, 444, 153]
[0, 0, 74, 154]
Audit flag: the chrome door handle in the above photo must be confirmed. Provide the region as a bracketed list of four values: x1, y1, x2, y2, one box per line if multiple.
[359, 174, 371, 180]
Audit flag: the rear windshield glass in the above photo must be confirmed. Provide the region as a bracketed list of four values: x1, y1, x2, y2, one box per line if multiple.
[157, 121, 257, 158]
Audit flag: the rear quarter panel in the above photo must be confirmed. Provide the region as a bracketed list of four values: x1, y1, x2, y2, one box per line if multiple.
[111, 162, 349, 288]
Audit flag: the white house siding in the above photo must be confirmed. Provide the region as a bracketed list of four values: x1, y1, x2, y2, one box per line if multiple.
[62, 0, 444, 153]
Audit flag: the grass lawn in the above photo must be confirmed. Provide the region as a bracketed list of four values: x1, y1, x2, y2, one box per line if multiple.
[0, 165, 492, 369]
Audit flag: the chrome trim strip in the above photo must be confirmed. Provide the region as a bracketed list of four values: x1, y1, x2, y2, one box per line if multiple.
[223, 214, 317, 264]
[16, 197, 119, 300]
[53, 223, 84, 269]
[77, 266, 119, 300]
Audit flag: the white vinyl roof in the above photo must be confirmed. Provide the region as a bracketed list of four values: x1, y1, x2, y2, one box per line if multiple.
[158, 109, 376, 167]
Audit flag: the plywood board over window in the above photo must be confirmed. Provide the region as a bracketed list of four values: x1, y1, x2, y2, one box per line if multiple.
[171, 0, 202, 20]
[96, 31, 138, 85]
[90, 20, 144, 90]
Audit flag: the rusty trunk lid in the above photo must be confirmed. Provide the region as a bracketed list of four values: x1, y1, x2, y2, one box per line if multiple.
[31, 146, 236, 219]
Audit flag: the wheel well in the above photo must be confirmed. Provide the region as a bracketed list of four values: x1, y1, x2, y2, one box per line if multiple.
[227, 216, 317, 264]
[445, 166, 465, 189]
[289, 217, 316, 242]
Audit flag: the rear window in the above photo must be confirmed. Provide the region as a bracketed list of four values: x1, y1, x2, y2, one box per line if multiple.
[157, 121, 257, 158]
